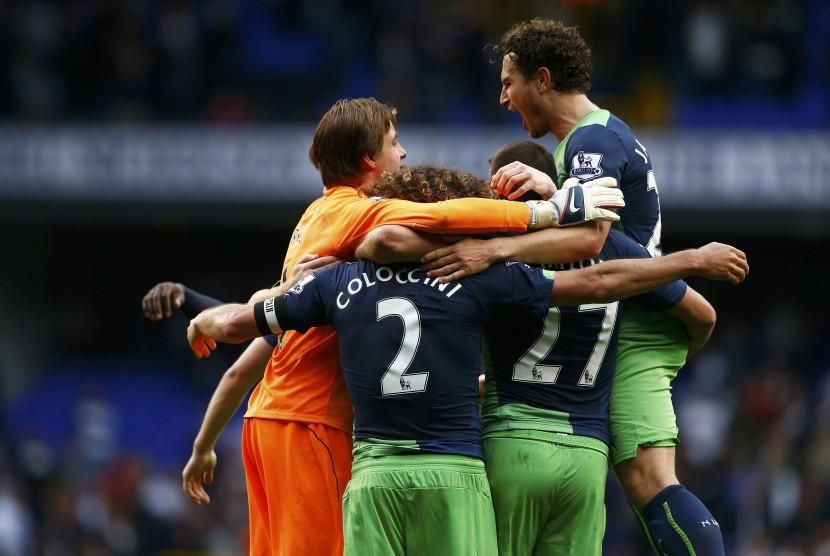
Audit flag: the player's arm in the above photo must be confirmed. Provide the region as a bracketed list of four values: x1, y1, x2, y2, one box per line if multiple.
[187, 301, 270, 356]
[185, 254, 337, 356]
[420, 175, 619, 282]
[343, 180, 623, 250]
[247, 254, 346, 303]
[182, 337, 272, 506]
[188, 276, 326, 358]
[356, 220, 606, 270]
[355, 225, 451, 263]
[142, 282, 224, 320]
[421, 221, 610, 283]
[186, 276, 301, 354]
[549, 243, 749, 307]
[665, 287, 717, 357]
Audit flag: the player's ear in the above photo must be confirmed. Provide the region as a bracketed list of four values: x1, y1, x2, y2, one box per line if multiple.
[536, 67, 552, 93]
[361, 152, 377, 172]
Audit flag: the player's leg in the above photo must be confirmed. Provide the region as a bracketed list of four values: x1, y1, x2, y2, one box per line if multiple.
[485, 431, 607, 556]
[244, 418, 352, 555]
[241, 418, 272, 556]
[634, 480, 725, 556]
[614, 445, 678, 508]
[611, 311, 724, 555]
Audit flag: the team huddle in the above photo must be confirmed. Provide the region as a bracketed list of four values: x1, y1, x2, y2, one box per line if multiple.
[143, 19, 749, 556]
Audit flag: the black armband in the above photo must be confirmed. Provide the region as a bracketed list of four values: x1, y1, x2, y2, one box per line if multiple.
[180, 287, 224, 319]
[253, 296, 289, 336]
[253, 300, 273, 336]
[254, 295, 296, 336]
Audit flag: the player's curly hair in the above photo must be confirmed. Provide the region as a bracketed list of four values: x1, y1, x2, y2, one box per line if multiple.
[489, 19, 592, 94]
[365, 165, 496, 202]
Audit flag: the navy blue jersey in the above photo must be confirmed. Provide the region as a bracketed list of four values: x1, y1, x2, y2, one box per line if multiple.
[274, 260, 553, 460]
[554, 109, 663, 256]
[482, 230, 686, 444]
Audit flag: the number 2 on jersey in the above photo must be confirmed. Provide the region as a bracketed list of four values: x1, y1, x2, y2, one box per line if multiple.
[377, 297, 429, 395]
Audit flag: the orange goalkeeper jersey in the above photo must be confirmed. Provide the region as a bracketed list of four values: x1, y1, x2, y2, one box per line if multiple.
[245, 185, 530, 431]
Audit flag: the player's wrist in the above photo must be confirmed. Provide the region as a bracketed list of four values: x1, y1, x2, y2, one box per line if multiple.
[525, 200, 557, 229]
[489, 237, 511, 263]
[193, 440, 215, 455]
[666, 249, 702, 278]
[686, 249, 705, 276]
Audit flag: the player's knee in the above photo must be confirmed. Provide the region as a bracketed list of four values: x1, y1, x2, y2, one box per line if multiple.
[615, 448, 679, 509]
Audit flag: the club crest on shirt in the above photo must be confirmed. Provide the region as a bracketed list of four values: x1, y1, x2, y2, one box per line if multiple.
[569, 151, 604, 180]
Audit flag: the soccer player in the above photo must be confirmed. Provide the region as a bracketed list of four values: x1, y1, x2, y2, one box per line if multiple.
[365, 143, 718, 554]
[143, 97, 625, 555]
[484, 142, 717, 555]
[423, 19, 728, 555]
[184, 168, 748, 555]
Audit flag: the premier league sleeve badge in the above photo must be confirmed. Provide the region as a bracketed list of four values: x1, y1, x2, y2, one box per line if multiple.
[569, 151, 604, 181]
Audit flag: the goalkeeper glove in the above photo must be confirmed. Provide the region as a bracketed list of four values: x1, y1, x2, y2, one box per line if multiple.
[526, 177, 623, 228]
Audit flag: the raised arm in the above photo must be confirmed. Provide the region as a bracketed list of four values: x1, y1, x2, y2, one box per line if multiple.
[666, 287, 717, 357]
[549, 243, 749, 307]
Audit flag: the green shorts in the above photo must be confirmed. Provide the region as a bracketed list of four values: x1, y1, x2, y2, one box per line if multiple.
[609, 306, 689, 466]
[484, 431, 608, 556]
[343, 454, 498, 556]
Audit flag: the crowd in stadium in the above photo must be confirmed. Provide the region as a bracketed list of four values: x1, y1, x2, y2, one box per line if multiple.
[0, 0, 825, 127]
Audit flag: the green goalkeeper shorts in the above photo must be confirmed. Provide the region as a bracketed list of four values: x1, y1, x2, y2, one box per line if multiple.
[343, 453, 498, 555]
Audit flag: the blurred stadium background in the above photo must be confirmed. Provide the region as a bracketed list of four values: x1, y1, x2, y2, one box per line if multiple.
[0, 1, 828, 554]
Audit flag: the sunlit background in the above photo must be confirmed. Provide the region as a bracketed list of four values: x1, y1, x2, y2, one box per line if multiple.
[1, 1, 829, 554]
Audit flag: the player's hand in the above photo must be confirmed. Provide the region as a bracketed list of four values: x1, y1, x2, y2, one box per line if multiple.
[248, 253, 340, 303]
[693, 243, 749, 284]
[255, 254, 347, 299]
[188, 321, 218, 358]
[491, 162, 558, 200]
[142, 282, 186, 320]
[531, 177, 623, 227]
[420, 236, 498, 283]
[182, 448, 217, 506]
[560, 177, 584, 190]
[292, 253, 346, 280]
